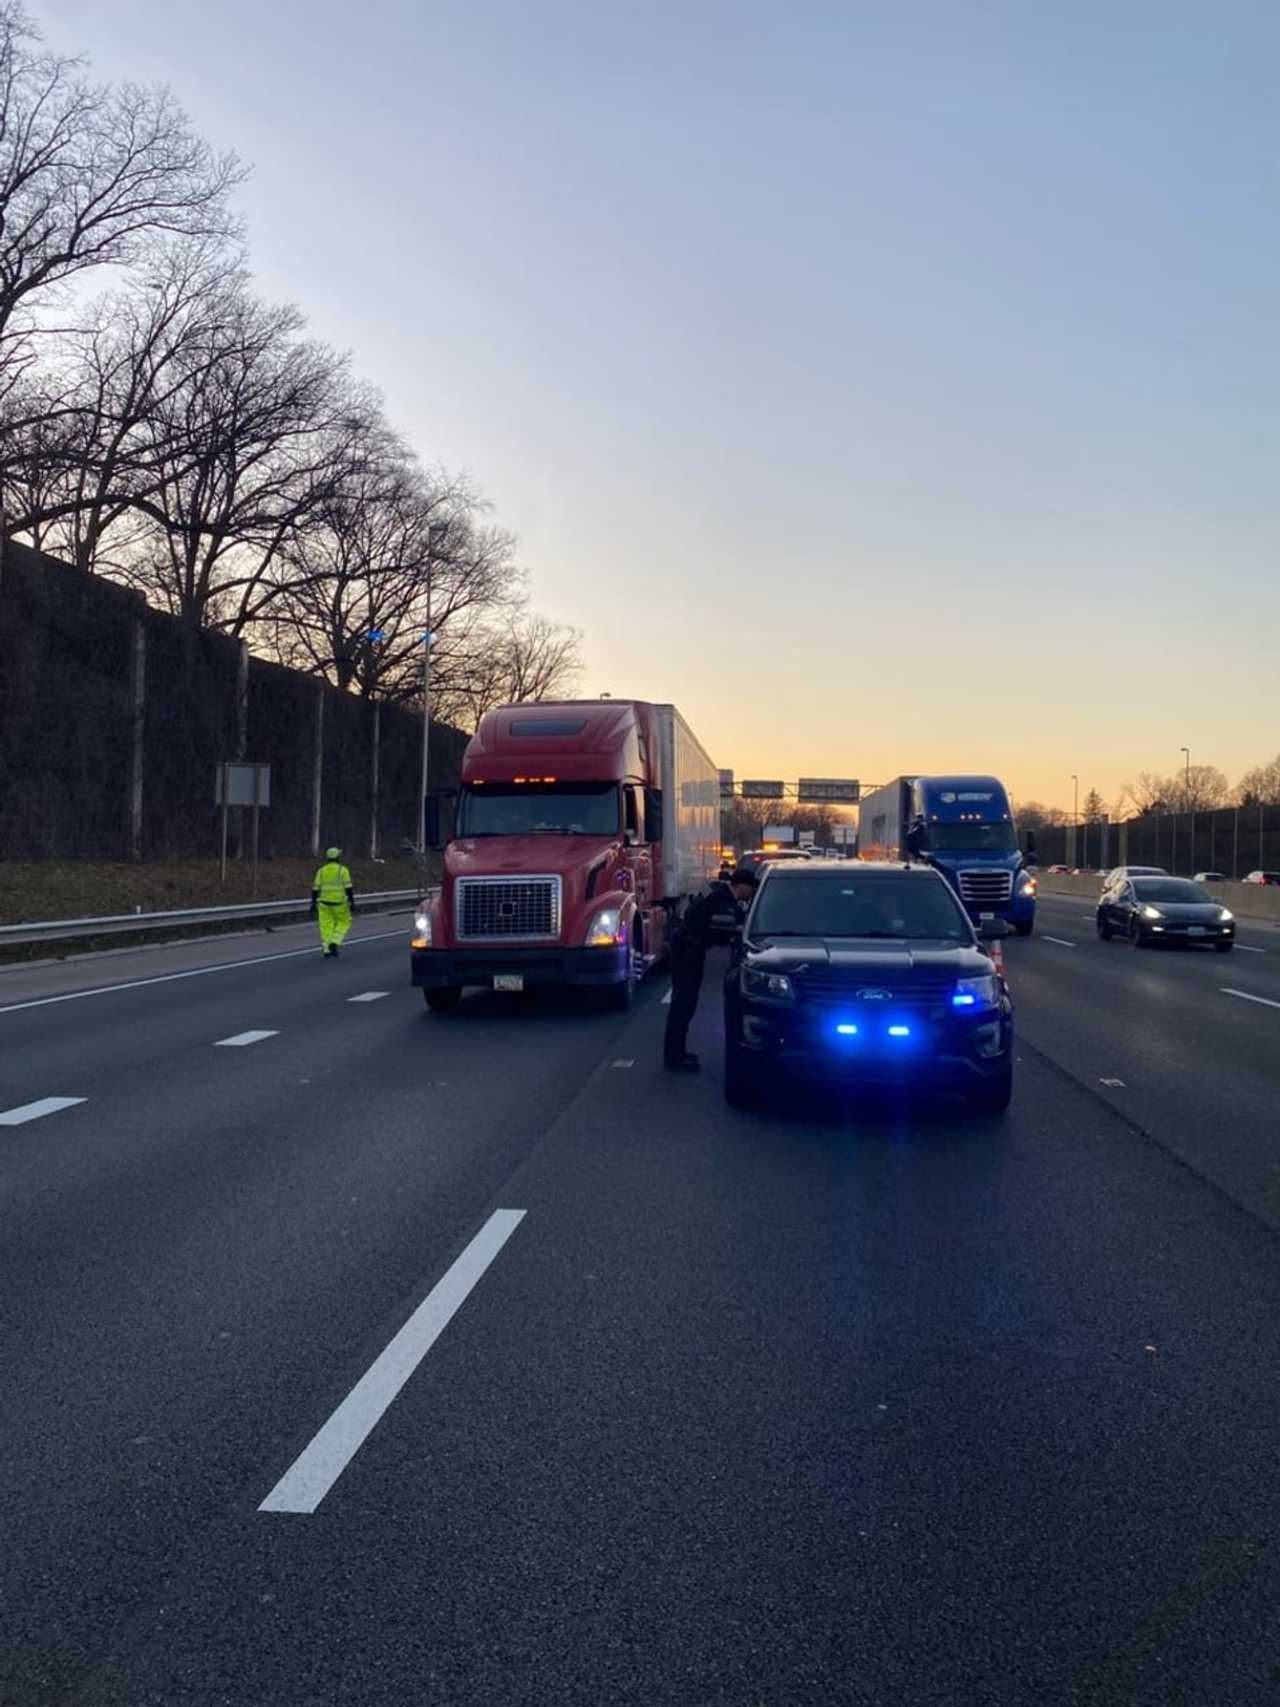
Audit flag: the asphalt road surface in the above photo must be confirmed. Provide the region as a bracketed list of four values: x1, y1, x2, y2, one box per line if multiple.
[5, 903, 1280, 1705]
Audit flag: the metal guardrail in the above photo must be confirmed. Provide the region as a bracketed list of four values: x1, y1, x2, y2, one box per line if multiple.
[0, 888, 424, 947]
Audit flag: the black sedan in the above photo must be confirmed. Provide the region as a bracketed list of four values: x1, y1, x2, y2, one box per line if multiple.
[1096, 876, 1235, 950]
[724, 861, 1013, 1113]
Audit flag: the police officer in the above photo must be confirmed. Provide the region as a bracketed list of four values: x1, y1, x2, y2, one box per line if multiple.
[311, 846, 355, 957]
[663, 866, 758, 1071]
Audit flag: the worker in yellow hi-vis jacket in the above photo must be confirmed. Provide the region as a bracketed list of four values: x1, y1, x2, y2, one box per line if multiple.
[311, 847, 355, 957]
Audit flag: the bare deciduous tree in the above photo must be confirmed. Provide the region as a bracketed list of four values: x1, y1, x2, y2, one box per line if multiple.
[432, 608, 584, 730]
[1237, 754, 1280, 807]
[0, 2, 244, 393]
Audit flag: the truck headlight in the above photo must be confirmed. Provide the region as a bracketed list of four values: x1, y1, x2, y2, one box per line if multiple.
[741, 967, 795, 1003]
[412, 910, 432, 947]
[1018, 876, 1037, 896]
[953, 973, 1000, 1009]
[585, 906, 624, 946]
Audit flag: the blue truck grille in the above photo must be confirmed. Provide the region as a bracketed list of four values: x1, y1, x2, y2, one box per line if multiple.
[957, 870, 1013, 906]
[456, 876, 562, 941]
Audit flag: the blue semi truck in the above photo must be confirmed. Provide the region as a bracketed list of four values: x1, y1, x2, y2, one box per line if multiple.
[857, 774, 1037, 936]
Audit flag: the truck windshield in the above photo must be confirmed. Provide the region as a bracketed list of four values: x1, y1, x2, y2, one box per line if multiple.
[457, 782, 620, 837]
[925, 823, 1017, 852]
[750, 875, 970, 941]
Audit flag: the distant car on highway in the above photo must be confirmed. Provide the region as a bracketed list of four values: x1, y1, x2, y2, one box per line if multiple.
[1046, 864, 1069, 874]
[1193, 871, 1226, 883]
[723, 860, 1014, 1113]
[1243, 870, 1280, 886]
[1096, 876, 1234, 951]
[1100, 865, 1167, 891]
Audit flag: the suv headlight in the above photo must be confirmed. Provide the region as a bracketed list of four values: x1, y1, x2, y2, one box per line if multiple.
[953, 973, 1000, 1010]
[585, 906, 624, 946]
[1140, 905, 1164, 920]
[1219, 908, 1234, 923]
[741, 967, 795, 1003]
[412, 910, 432, 946]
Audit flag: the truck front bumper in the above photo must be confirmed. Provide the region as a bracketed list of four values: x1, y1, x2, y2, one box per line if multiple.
[411, 945, 630, 990]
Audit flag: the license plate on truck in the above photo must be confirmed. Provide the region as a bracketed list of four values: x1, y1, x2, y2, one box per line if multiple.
[493, 974, 524, 991]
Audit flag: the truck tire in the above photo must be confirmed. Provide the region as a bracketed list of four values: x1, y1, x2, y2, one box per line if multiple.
[423, 987, 462, 1014]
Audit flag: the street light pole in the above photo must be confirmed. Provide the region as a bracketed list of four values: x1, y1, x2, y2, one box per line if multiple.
[1181, 746, 1191, 876]
[1071, 774, 1079, 866]
[418, 521, 450, 855]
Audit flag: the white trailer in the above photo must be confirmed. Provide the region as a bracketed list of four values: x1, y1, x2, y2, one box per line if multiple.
[656, 703, 721, 901]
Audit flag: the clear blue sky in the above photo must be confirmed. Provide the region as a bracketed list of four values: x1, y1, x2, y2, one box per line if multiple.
[48, 0, 1280, 808]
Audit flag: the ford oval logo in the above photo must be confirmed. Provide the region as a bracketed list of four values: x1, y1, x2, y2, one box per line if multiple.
[856, 987, 892, 1002]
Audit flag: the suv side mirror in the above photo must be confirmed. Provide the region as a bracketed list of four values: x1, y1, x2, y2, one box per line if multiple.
[976, 917, 1012, 940]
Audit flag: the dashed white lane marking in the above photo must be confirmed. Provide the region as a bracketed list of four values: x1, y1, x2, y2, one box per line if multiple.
[214, 1030, 279, 1047]
[347, 991, 390, 1003]
[611, 1059, 634, 1068]
[661, 987, 673, 1004]
[1221, 988, 1280, 1011]
[1099, 1078, 1126, 1088]
[1234, 944, 1265, 954]
[0, 929, 408, 1017]
[259, 1208, 526, 1515]
[1042, 936, 1077, 948]
[0, 1096, 87, 1126]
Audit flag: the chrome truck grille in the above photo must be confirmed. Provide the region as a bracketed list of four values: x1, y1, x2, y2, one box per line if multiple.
[957, 869, 1013, 906]
[455, 875, 562, 941]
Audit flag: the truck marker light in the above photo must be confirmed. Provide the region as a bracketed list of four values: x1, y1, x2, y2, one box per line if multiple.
[887, 1025, 911, 1038]
[836, 1023, 859, 1036]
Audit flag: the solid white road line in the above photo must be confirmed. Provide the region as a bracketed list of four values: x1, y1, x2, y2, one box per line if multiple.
[0, 1096, 87, 1126]
[214, 1029, 279, 1047]
[347, 991, 390, 1003]
[0, 930, 408, 1018]
[1221, 988, 1280, 1011]
[1042, 936, 1077, 948]
[259, 1208, 526, 1515]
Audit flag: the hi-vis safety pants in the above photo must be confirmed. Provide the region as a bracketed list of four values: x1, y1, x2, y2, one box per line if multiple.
[317, 899, 352, 950]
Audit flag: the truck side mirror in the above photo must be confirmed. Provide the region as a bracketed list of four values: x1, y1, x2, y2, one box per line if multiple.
[905, 822, 923, 857]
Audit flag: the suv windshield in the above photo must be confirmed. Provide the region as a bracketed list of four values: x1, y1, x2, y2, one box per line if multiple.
[750, 874, 971, 941]
[923, 822, 1017, 852]
[1131, 879, 1209, 902]
[457, 782, 619, 837]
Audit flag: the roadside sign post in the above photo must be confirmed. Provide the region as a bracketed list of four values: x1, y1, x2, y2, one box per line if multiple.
[216, 763, 272, 886]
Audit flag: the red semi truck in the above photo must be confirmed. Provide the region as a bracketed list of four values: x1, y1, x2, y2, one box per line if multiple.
[410, 699, 721, 1011]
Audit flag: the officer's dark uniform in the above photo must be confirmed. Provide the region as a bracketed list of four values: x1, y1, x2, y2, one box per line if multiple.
[663, 881, 741, 1068]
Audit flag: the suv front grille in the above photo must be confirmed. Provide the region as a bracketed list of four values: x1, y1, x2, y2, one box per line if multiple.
[957, 869, 1013, 906]
[794, 968, 957, 1008]
[456, 876, 562, 941]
